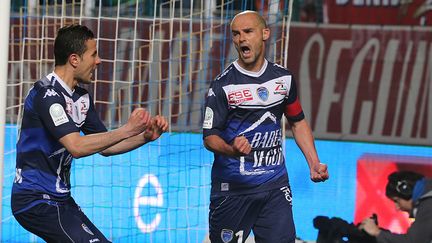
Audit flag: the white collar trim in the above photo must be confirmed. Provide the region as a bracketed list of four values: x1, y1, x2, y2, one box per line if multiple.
[233, 59, 268, 77]
[49, 71, 74, 96]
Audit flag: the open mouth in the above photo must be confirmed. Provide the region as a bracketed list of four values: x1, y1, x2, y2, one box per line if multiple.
[240, 46, 251, 55]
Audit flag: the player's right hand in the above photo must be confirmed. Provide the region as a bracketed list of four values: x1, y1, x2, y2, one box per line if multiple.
[232, 135, 251, 156]
[310, 163, 329, 182]
[125, 108, 151, 136]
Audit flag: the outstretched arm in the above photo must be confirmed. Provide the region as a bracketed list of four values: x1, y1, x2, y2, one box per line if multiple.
[289, 119, 329, 182]
[59, 108, 151, 158]
[100, 115, 169, 156]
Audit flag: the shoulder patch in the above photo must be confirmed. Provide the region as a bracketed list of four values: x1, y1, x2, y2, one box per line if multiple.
[49, 103, 69, 126]
[203, 107, 214, 129]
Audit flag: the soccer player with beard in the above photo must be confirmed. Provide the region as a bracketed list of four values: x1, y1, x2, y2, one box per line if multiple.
[12, 24, 168, 242]
[203, 11, 329, 243]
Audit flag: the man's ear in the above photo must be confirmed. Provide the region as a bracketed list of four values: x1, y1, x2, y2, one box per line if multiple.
[69, 54, 80, 68]
[262, 28, 270, 41]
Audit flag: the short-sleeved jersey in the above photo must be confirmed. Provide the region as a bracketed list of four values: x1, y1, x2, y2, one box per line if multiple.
[12, 72, 107, 214]
[203, 60, 304, 196]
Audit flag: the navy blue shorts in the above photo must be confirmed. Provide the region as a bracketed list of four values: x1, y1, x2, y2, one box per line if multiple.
[13, 198, 110, 243]
[209, 185, 296, 243]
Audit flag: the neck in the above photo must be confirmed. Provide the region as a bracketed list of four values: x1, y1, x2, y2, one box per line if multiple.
[238, 59, 264, 72]
[238, 57, 266, 73]
[53, 65, 77, 91]
[238, 49, 266, 72]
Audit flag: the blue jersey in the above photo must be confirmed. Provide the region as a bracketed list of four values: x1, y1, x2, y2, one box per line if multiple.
[203, 60, 304, 196]
[12, 72, 107, 214]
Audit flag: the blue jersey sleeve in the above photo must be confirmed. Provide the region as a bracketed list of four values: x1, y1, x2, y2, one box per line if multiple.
[33, 87, 79, 140]
[80, 96, 107, 134]
[202, 80, 229, 138]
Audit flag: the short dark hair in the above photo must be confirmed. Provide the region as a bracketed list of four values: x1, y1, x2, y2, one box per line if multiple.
[54, 24, 95, 66]
[386, 171, 424, 200]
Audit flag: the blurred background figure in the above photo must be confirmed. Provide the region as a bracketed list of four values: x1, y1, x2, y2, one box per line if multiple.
[359, 171, 432, 242]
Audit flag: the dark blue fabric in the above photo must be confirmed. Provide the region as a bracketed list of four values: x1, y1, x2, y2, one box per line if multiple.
[14, 198, 111, 242]
[203, 60, 303, 196]
[209, 186, 296, 243]
[12, 74, 107, 214]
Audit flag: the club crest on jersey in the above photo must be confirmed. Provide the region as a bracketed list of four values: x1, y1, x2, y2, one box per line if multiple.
[221, 229, 234, 243]
[256, 87, 269, 101]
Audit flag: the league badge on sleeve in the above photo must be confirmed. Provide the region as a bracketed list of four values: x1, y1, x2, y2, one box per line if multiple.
[203, 107, 214, 129]
[49, 103, 69, 126]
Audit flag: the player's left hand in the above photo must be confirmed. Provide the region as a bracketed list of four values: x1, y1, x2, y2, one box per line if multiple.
[310, 163, 329, 182]
[143, 115, 169, 141]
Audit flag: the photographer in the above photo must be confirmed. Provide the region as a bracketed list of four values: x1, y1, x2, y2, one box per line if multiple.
[359, 171, 432, 243]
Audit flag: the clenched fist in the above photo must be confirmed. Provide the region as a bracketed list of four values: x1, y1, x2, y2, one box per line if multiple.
[232, 135, 251, 156]
[310, 163, 329, 182]
[125, 108, 151, 137]
[143, 115, 169, 141]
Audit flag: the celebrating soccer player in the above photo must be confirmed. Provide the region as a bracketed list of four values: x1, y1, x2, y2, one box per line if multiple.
[203, 10, 329, 243]
[11, 24, 168, 242]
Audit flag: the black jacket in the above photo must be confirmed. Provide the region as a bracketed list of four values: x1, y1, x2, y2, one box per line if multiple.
[377, 179, 432, 243]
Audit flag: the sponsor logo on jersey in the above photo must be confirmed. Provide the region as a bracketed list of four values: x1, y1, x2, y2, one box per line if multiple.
[256, 87, 269, 101]
[221, 229, 234, 243]
[80, 99, 88, 115]
[203, 107, 214, 129]
[49, 103, 69, 126]
[43, 89, 60, 98]
[81, 223, 95, 236]
[237, 112, 283, 175]
[274, 83, 288, 95]
[250, 129, 282, 149]
[227, 89, 253, 105]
